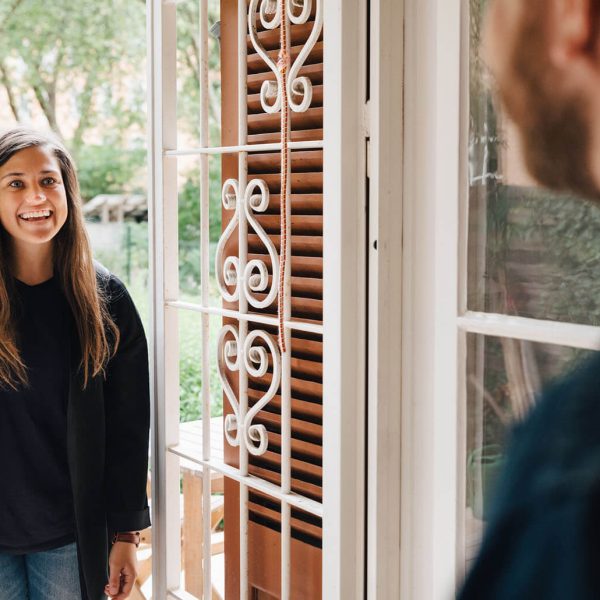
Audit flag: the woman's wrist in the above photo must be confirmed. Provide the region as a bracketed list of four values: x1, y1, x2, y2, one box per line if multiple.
[112, 531, 141, 547]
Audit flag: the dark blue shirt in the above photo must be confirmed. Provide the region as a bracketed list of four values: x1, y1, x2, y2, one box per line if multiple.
[459, 352, 600, 599]
[0, 275, 76, 554]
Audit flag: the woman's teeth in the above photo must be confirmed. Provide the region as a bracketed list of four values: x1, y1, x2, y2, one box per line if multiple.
[19, 210, 52, 221]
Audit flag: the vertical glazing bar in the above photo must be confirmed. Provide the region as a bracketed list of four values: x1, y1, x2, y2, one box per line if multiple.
[280, 8, 292, 600]
[148, 0, 181, 597]
[238, 1, 250, 599]
[456, 0, 472, 582]
[199, 1, 212, 598]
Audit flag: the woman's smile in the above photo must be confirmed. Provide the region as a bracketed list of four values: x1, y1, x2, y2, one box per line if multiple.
[18, 209, 54, 223]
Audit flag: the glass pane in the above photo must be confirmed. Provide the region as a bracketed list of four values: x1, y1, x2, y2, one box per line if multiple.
[464, 334, 594, 567]
[467, 0, 600, 326]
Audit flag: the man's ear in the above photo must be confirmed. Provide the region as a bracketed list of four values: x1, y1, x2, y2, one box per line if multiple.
[549, 0, 594, 68]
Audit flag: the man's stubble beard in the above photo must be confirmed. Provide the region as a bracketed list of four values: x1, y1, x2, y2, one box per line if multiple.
[497, 17, 600, 201]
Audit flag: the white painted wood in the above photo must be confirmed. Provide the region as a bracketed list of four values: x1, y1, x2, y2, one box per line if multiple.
[199, 2, 213, 598]
[168, 445, 323, 516]
[456, 0, 471, 583]
[366, 0, 404, 598]
[166, 300, 324, 334]
[148, 0, 181, 597]
[401, 0, 463, 598]
[322, 0, 368, 598]
[165, 140, 324, 156]
[458, 311, 600, 350]
[167, 589, 198, 600]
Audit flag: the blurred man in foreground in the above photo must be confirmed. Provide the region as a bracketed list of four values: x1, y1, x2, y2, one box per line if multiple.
[459, 1, 600, 598]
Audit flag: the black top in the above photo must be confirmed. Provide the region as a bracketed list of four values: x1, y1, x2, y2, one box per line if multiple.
[0, 274, 76, 554]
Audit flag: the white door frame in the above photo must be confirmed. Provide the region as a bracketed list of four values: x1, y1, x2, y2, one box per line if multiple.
[322, 0, 368, 598]
[366, 0, 404, 598]
[401, 0, 465, 598]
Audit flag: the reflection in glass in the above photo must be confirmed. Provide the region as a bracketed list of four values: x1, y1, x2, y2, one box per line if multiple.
[467, 0, 600, 326]
[464, 333, 592, 566]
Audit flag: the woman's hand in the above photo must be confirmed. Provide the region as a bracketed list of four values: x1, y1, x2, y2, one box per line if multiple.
[104, 540, 138, 599]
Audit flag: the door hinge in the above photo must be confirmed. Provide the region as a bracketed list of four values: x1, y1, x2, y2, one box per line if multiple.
[363, 100, 371, 138]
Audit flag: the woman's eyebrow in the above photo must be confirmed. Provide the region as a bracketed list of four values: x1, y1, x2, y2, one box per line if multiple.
[0, 172, 25, 181]
[0, 169, 60, 181]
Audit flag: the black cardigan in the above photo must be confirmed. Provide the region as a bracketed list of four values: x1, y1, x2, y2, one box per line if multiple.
[69, 260, 151, 600]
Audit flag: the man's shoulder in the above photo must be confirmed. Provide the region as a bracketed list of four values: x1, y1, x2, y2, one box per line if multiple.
[525, 352, 600, 444]
[496, 352, 600, 509]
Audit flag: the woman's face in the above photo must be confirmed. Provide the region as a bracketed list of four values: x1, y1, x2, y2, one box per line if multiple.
[0, 145, 69, 251]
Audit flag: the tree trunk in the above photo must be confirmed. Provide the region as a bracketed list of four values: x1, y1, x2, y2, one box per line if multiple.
[0, 61, 20, 121]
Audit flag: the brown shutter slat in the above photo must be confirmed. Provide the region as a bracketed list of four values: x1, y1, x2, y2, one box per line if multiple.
[249, 86, 323, 113]
[248, 150, 323, 172]
[246, 23, 322, 51]
[247, 128, 324, 144]
[249, 493, 323, 541]
[253, 215, 322, 235]
[247, 42, 323, 74]
[247, 64, 323, 92]
[247, 234, 323, 255]
[252, 409, 323, 441]
[248, 107, 323, 135]
[252, 194, 322, 214]
[247, 390, 323, 420]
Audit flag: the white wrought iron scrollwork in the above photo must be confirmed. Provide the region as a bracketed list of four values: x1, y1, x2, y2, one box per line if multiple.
[242, 330, 281, 455]
[248, 0, 323, 114]
[217, 324, 242, 448]
[249, 0, 283, 114]
[218, 326, 281, 456]
[215, 179, 241, 302]
[244, 179, 280, 308]
[216, 177, 279, 308]
[286, 0, 322, 113]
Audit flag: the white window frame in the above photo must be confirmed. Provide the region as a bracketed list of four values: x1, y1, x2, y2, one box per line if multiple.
[401, 1, 600, 599]
[147, 0, 369, 598]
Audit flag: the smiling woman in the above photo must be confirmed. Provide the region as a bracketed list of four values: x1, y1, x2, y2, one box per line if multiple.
[0, 127, 151, 600]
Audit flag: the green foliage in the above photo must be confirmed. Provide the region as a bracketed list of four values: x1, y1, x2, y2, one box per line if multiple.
[178, 163, 223, 295]
[76, 145, 146, 200]
[0, 0, 146, 141]
[178, 311, 223, 422]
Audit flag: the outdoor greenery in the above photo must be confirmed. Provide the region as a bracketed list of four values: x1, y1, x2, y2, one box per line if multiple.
[0, 0, 223, 422]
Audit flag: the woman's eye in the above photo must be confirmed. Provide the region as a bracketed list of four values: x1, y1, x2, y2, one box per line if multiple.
[8, 181, 23, 189]
[41, 177, 57, 186]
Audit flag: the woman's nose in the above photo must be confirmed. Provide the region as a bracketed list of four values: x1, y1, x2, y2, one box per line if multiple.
[30, 190, 46, 202]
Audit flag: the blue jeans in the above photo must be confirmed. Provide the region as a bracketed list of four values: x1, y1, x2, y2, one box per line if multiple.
[0, 542, 82, 600]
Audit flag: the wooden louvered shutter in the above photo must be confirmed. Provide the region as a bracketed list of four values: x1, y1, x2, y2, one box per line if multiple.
[220, 1, 324, 598]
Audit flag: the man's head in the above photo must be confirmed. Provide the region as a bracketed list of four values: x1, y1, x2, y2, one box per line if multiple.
[483, 0, 600, 200]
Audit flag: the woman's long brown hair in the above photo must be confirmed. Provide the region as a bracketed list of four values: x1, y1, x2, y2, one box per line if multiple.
[0, 127, 120, 391]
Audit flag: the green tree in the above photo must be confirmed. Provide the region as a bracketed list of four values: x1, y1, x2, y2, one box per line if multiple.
[0, 0, 146, 149]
